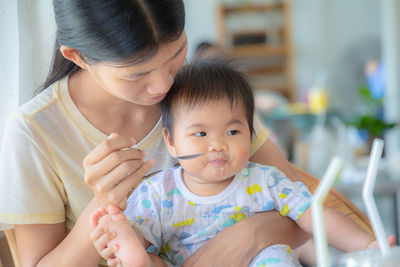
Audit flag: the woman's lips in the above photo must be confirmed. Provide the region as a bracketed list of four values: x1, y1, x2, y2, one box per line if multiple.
[149, 93, 166, 101]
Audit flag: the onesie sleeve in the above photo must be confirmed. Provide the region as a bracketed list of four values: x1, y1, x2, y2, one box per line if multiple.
[124, 179, 162, 254]
[250, 115, 269, 157]
[265, 167, 312, 221]
[0, 114, 66, 229]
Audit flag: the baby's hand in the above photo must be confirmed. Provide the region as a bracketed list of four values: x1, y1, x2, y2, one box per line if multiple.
[366, 235, 396, 249]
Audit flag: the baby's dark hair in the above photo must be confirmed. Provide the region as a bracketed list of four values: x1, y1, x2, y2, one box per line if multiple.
[160, 58, 255, 138]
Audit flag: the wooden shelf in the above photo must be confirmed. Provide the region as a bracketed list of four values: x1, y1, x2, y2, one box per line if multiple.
[217, 0, 296, 101]
[247, 65, 286, 75]
[221, 3, 284, 14]
[223, 44, 288, 58]
[253, 81, 292, 99]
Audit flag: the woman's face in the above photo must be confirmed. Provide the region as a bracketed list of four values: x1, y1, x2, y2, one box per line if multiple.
[86, 32, 188, 105]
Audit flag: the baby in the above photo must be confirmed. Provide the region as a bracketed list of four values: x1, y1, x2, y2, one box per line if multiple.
[90, 58, 394, 267]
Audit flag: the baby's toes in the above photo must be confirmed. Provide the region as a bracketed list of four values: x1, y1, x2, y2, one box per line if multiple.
[90, 213, 102, 228]
[98, 214, 114, 226]
[110, 212, 129, 223]
[107, 204, 122, 215]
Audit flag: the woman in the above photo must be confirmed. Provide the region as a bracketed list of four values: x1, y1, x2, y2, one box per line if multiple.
[0, 1, 308, 266]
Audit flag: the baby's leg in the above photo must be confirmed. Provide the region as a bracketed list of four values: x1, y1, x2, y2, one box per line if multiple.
[91, 205, 164, 267]
[250, 244, 302, 267]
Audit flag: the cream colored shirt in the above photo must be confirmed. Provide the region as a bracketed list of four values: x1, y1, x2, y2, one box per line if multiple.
[0, 76, 268, 233]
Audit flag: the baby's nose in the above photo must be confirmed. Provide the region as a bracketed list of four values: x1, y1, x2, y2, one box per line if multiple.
[208, 141, 227, 152]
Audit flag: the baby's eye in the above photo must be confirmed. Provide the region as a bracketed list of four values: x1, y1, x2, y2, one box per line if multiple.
[194, 132, 207, 137]
[227, 130, 238, 136]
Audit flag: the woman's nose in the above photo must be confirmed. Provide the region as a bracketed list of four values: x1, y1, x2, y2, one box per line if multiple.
[147, 71, 174, 95]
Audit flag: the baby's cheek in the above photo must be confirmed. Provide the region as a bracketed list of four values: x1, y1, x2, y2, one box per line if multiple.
[236, 147, 251, 166]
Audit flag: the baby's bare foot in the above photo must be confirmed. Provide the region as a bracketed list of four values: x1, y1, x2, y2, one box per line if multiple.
[97, 205, 131, 228]
[96, 205, 152, 267]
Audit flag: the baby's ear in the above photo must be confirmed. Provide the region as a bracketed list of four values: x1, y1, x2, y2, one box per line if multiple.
[162, 128, 177, 157]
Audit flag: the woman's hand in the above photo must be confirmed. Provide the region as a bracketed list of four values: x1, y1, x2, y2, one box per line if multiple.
[183, 211, 310, 267]
[183, 218, 258, 267]
[83, 133, 154, 209]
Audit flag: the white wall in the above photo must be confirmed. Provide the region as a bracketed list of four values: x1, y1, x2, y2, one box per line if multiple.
[17, 0, 55, 104]
[381, 0, 400, 160]
[0, 1, 55, 141]
[184, 0, 220, 58]
[0, 1, 20, 139]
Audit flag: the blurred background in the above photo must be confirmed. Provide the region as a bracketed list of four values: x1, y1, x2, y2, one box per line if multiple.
[183, 0, 400, 255]
[1, 0, 400, 265]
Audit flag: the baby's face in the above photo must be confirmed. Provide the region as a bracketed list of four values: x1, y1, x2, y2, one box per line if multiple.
[168, 99, 251, 192]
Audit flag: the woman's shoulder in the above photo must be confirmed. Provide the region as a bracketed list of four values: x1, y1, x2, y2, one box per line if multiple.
[3, 87, 56, 146]
[3, 78, 71, 150]
[18, 81, 61, 120]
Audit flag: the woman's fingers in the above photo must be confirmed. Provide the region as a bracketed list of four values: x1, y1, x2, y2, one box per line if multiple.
[84, 133, 135, 165]
[92, 159, 154, 209]
[93, 159, 154, 208]
[115, 158, 154, 191]
[83, 133, 155, 209]
[92, 156, 144, 193]
[85, 148, 144, 188]
[111, 159, 154, 209]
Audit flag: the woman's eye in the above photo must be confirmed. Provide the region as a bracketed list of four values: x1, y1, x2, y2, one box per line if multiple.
[228, 130, 238, 136]
[122, 74, 146, 82]
[125, 76, 142, 82]
[194, 132, 207, 137]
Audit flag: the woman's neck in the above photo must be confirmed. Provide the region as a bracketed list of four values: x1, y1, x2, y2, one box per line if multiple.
[68, 70, 160, 140]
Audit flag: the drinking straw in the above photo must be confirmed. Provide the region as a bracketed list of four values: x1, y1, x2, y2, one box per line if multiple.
[312, 157, 343, 267]
[362, 138, 390, 255]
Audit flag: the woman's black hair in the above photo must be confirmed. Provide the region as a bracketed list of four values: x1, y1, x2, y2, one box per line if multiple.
[38, 0, 185, 94]
[160, 58, 255, 138]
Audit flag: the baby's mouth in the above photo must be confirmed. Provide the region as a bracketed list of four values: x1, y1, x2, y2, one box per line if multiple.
[209, 158, 228, 167]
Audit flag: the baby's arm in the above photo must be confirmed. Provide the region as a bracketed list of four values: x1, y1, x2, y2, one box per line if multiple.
[90, 205, 167, 267]
[296, 207, 394, 252]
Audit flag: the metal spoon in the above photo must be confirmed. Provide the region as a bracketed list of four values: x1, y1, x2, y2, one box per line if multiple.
[131, 148, 204, 160]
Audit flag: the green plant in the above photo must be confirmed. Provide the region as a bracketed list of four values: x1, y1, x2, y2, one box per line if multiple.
[347, 85, 396, 138]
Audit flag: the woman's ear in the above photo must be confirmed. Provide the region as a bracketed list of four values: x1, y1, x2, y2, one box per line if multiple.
[59, 45, 88, 69]
[162, 128, 177, 157]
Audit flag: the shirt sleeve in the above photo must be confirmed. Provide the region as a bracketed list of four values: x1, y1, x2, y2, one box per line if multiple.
[124, 179, 162, 254]
[265, 167, 312, 221]
[0, 114, 66, 228]
[250, 115, 269, 157]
